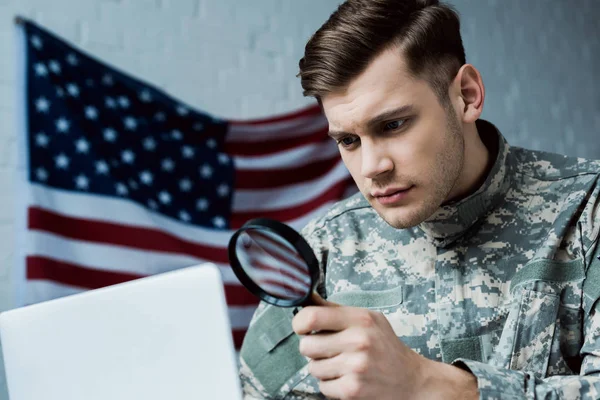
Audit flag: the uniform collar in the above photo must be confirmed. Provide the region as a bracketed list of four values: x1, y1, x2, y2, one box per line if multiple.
[418, 120, 511, 248]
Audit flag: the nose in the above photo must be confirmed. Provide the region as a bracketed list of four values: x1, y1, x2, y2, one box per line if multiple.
[360, 139, 393, 179]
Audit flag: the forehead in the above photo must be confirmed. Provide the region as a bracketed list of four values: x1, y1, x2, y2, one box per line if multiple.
[322, 49, 436, 130]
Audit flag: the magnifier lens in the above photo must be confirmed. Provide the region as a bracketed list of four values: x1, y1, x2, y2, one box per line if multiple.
[235, 228, 312, 302]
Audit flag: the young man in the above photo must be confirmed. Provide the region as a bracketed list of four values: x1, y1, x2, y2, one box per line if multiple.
[239, 1, 600, 399]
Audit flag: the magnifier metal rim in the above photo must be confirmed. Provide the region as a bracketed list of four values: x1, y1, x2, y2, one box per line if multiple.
[228, 218, 320, 308]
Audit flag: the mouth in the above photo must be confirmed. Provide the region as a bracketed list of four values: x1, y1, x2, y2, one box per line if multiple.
[371, 186, 413, 206]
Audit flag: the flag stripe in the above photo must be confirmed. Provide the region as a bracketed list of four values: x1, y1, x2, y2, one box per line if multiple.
[235, 156, 340, 189]
[26, 256, 259, 306]
[232, 141, 339, 170]
[231, 178, 352, 228]
[224, 127, 329, 156]
[28, 207, 230, 263]
[228, 105, 322, 126]
[26, 229, 240, 284]
[232, 161, 350, 212]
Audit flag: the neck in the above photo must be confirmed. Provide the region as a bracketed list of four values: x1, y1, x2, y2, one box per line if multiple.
[446, 121, 492, 204]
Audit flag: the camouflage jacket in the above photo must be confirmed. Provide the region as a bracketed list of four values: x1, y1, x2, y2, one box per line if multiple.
[239, 121, 600, 399]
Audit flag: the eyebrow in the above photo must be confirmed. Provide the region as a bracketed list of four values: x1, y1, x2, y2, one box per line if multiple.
[327, 104, 415, 139]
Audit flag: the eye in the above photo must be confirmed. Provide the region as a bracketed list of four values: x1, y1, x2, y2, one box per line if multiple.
[336, 136, 359, 149]
[383, 119, 406, 131]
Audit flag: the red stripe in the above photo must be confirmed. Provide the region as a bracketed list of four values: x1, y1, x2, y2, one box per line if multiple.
[26, 256, 259, 306]
[228, 105, 321, 125]
[232, 329, 247, 349]
[234, 156, 341, 189]
[28, 207, 230, 263]
[230, 178, 354, 228]
[225, 127, 329, 156]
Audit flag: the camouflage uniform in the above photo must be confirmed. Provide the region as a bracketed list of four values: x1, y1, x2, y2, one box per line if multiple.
[239, 120, 600, 399]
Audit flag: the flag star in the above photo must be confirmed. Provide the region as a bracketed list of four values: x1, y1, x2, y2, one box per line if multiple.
[56, 86, 65, 97]
[218, 153, 230, 164]
[128, 179, 139, 190]
[206, 138, 217, 149]
[217, 184, 230, 197]
[35, 132, 49, 147]
[86, 79, 94, 87]
[48, 60, 61, 74]
[34, 63, 48, 77]
[95, 160, 109, 175]
[66, 53, 79, 66]
[122, 150, 135, 164]
[140, 170, 153, 185]
[181, 146, 194, 158]
[35, 96, 50, 113]
[55, 117, 70, 133]
[212, 216, 226, 228]
[196, 198, 209, 211]
[148, 199, 158, 210]
[179, 178, 192, 192]
[124, 116, 137, 130]
[199, 164, 213, 179]
[193, 122, 204, 131]
[103, 128, 117, 142]
[171, 130, 183, 140]
[105, 97, 117, 108]
[176, 105, 189, 116]
[75, 137, 90, 153]
[139, 90, 152, 102]
[30, 35, 43, 49]
[179, 210, 191, 222]
[66, 83, 79, 97]
[55, 153, 70, 169]
[116, 182, 129, 196]
[75, 174, 89, 190]
[35, 167, 48, 181]
[102, 74, 114, 86]
[85, 106, 98, 120]
[143, 137, 156, 151]
[162, 158, 175, 172]
[158, 191, 171, 205]
[154, 112, 166, 122]
[118, 96, 130, 108]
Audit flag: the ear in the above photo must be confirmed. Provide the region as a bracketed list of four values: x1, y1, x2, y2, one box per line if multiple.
[452, 64, 485, 124]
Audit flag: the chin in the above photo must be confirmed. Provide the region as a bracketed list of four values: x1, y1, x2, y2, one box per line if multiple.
[375, 202, 438, 230]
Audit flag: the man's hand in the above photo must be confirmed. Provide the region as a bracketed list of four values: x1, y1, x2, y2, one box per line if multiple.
[292, 305, 479, 400]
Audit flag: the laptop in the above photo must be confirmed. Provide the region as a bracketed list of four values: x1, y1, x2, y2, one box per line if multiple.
[0, 264, 243, 400]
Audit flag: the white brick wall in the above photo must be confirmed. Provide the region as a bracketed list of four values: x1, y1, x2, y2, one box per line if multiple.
[0, 1, 341, 397]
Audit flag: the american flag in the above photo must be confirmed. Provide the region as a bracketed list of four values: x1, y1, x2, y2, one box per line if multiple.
[17, 19, 355, 348]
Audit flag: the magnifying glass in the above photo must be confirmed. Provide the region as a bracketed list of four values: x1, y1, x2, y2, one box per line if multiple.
[228, 218, 331, 308]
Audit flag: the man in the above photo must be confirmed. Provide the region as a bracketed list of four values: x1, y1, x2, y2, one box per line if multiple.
[239, 0, 600, 398]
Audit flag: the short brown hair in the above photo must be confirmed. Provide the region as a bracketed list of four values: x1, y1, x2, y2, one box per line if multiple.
[298, 0, 466, 105]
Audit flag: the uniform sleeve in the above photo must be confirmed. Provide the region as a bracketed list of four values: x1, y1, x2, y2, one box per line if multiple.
[454, 242, 600, 400]
[239, 220, 330, 399]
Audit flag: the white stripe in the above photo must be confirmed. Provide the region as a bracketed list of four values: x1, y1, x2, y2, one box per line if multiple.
[227, 115, 327, 142]
[24, 281, 256, 329]
[233, 160, 350, 211]
[27, 230, 242, 285]
[28, 184, 234, 246]
[238, 250, 311, 291]
[234, 141, 339, 170]
[28, 179, 347, 245]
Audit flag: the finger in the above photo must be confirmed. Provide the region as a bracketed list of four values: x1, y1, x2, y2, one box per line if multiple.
[308, 354, 346, 381]
[318, 374, 365, 400]
[293, 306, 372, 335]
[309, 292, 340, 307]
[299, 331, 345, 359]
